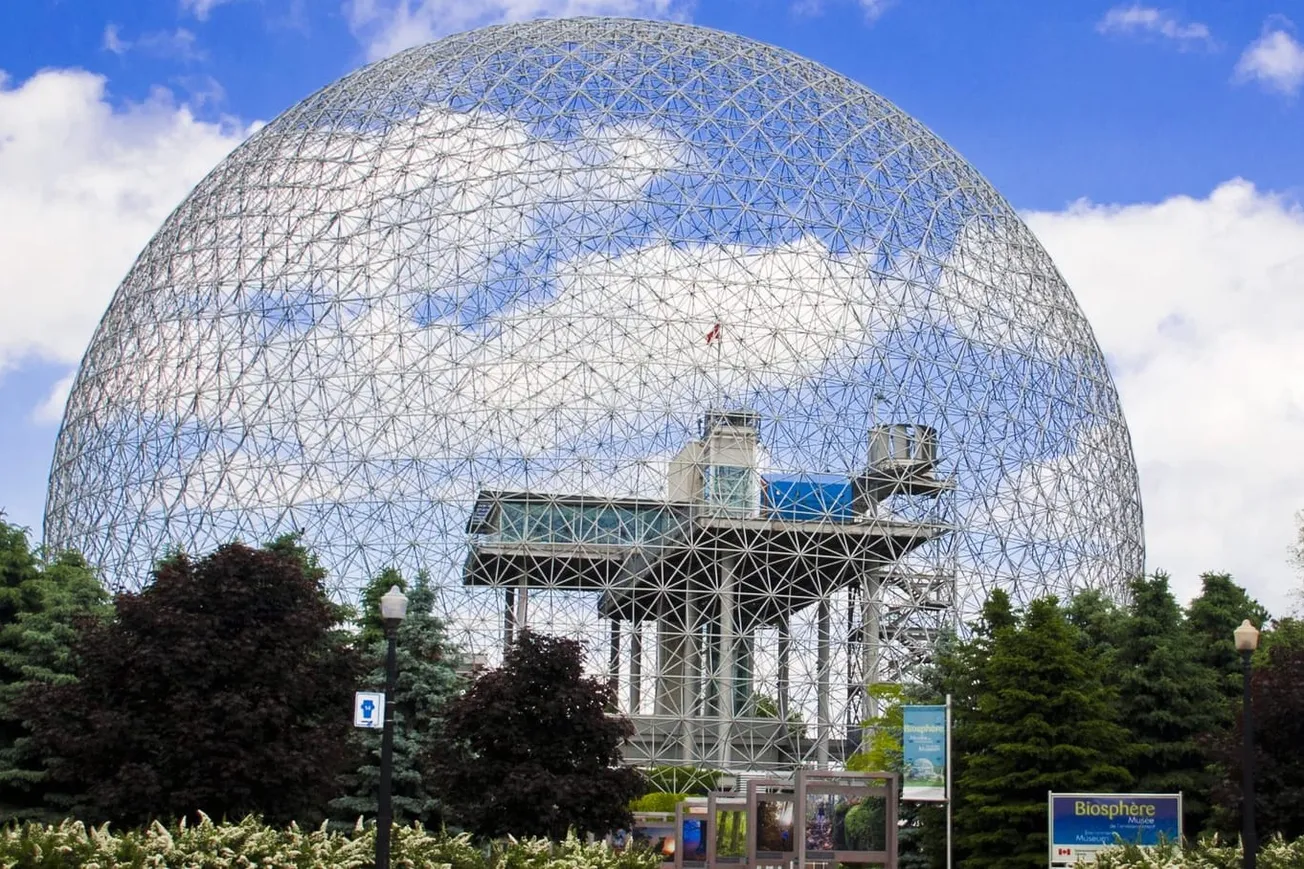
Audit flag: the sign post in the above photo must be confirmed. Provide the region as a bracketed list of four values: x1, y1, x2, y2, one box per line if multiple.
[1048, 793, 1182, 866]
[354, 690, 385, 729]
[902, 700, 953, 869]
[945, 695, 952, 869]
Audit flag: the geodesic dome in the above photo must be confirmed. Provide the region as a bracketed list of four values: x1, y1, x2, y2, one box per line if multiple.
[46, 17, 1142, 769]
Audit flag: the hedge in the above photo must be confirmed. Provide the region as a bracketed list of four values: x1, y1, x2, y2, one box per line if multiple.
[1094, 836, 1304, 869]
[0, 814, 664, 869]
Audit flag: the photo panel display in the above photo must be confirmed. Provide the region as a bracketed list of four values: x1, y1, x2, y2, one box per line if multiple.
[630, 813, 677, 866]
[803, 791, 888, 854]
[795, 771, 899, 869]
[755, 798, 795, 855]
[708, 792, 749, 864]
[681, 818, 707, 862]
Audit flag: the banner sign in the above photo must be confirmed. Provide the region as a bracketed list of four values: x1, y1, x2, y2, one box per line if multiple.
[1048, 793, 1182, 866]
[901, 705, 947, 801]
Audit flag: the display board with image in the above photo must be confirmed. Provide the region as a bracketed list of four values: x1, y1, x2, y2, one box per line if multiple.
[707, 791, 748, 865]
[746, 778, 796, 866]
[794, 771, 898, 869]
[675, 799, 711, 869]
[629, 812, 678, 869]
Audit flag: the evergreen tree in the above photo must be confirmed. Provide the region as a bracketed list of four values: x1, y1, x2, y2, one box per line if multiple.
[21, 541, 360, 826]
[0, 519, 40, 628]
[0, 518, 41, 805]
[908, 591, 1016, 869]
[1066, 588, 1123, 669]
[0, 521, 112, 819]
[0, 520, 110, 821]
[434, 630, 642, 840]
[331, 569, 462, 827]
[1115, 573, 1221, 834]
[1185, 573, 1269, 711]
[956, 597, 1131, 869]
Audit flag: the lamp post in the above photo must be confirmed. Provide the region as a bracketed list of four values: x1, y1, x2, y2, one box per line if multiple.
[376, 585, 408, 869]
[1234, 618, 1259, 869]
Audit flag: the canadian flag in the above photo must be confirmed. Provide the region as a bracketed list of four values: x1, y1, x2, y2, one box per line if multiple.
[705, 322, 722, 344]
[1057, 848, 1072, 856]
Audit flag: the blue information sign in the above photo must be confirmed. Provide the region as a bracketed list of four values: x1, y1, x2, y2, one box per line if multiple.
[901, 705, 947, 801]
[1049, 793, 1182, 865]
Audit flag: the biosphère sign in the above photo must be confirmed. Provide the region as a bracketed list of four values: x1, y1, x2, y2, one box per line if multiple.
[1048, 793, 1182, 866]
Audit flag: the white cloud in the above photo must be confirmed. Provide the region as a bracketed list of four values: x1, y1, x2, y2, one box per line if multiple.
[100, 25, 206, 62]
[345, 0, 690, 61]
[32, 373, 77, 425]
[1096, 5, 1214, 49]
[0, 68, 252, 389]
[181, 0, 238, 20]
[1025, 180, 1304, 614]
[102, 24, 129, 55]
[1234, 19, 1304, 96]
[858, 0, 894, 23]
[790, 0, 894, 22]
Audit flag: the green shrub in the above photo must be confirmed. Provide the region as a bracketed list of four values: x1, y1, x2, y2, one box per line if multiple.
[1093, 834, 1304, 869]
[0, 814, 662, 869]
[629, 793, 689, 813]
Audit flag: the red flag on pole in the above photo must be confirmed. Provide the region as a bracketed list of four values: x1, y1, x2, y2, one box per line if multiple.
[705, 322, 722, 345]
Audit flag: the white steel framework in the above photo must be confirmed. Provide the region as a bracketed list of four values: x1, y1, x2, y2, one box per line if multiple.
[44, 18, 1144, 771]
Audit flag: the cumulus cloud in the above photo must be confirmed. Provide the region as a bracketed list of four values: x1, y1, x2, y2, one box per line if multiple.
[180, 0, 238, 20]
[0, 68, 251, 393]
[791, 0, 894, 22]
[1026, 180, 1304, 613]
[1096, 5, 1215, 50]
[345, 0, 690, 61]
[101, 25, 206, 62]
[1234, 18, 1304, 96]
[32, 373, 77, 426]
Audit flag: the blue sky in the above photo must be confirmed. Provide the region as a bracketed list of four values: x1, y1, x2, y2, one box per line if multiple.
[5, 1, 1302, 209]
[1, 0, 1303, 611]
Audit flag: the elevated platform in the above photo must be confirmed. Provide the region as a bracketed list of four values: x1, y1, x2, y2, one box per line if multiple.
[462, 489, 948, 624]
[619, 713, 856, 770]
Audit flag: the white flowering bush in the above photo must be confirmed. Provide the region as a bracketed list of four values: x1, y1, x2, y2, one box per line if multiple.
[0, 814, 663, 869]
[1093, 835, 1304, 869]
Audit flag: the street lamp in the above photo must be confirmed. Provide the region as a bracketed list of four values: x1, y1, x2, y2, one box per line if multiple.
[376, 585, 408, 869]
[1234, 618, 1259, 869]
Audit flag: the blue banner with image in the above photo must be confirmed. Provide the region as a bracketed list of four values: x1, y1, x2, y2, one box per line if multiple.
[901, 705, 947, 801]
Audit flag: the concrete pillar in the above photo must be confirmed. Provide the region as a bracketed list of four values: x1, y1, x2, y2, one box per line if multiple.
[514, 577, 529, 634]
[630, 623, 643, 715]
[503, 585, 516, 649]
[684, 590, 699, 764]
[817, 597, 831, 769]
[862, 573, 882, 720]
[777, 614, 790, 724]
[655, 617, 685, 716]
[717, 556, 736, 766]
[609, 618, 621, 696]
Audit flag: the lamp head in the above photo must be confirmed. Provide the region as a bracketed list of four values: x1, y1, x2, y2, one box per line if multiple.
[380, 584, 408, 630]
[1233, 618, 1260, 653]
